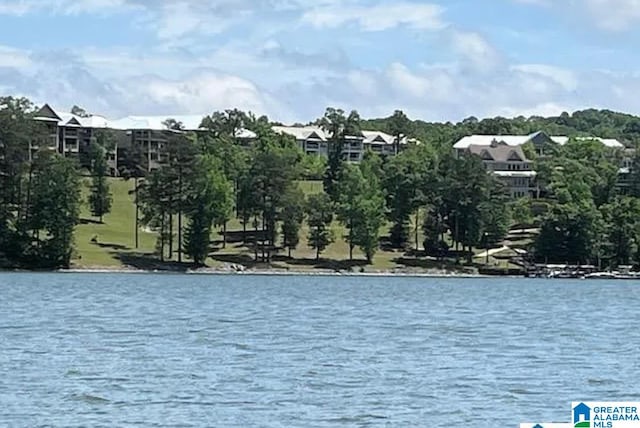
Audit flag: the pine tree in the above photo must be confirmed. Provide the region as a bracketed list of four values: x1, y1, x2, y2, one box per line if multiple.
[88, 143, 112, 223]
[28, 152, 81, 268]
[281, 186, 305, 258]
[306, 192, 334, 261]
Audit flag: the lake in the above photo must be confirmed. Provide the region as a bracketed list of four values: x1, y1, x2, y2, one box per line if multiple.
[1, 273, 639, 427]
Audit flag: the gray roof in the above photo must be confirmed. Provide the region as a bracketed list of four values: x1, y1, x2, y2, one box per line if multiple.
[466, 142, 530, 162]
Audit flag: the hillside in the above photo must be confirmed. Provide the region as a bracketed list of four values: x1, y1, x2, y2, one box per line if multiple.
[361, 109, 640, 148]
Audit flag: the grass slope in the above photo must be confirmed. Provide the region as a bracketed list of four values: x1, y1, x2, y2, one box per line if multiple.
[72, 178, 496, 273]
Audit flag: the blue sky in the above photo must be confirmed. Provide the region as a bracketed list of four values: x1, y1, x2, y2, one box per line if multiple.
[1, 0, 640, 123]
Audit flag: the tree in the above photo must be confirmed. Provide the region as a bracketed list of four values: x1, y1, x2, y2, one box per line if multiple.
[241, 130, 302, 262]
[440, 154, 491, 261]
[0, 97, 36, 259]
[183, 154, 234, 266]
[335, 164, 366, 260]
[383, 143, 438, 249]
[200, 109, 250, 142]
[388, 110, 412, 155]
[281, 186, 305, 258]
[511, 197, 534, 232]
[306, 192, 334, 261]
[162, 118, 185, 131]
[71, 105, 90, 118]
[320, 107, 361, 201]
[87, 142, 112, 223]
[535, 200, 603, 265]
[138, 168, 173, 261]
[351, 152, 386, 263]
[27, 152, 81, 268]
[600, 197, 640, 267]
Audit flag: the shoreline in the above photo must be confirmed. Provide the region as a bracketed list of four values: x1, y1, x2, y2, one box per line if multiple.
[0, 266, 489, 279]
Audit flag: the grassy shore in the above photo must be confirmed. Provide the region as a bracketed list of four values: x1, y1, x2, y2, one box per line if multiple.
[72, 178, 517, 274]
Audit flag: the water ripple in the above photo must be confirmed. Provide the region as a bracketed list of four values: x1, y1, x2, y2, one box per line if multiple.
[1, 274, 640, 426]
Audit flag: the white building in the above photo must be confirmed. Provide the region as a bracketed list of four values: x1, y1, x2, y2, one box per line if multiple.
[465, 142, 537, 198]
[454, 131, 625, 199]
[34, 105, 258, 173]
[273, 126, 412, 162]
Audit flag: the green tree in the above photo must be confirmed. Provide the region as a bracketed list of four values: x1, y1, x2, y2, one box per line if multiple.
[335, 163, 366, 260]
[535, 200, 603, 265]
[183, 154, 234, 266]
[306, 192, 334, 261]
[87, 142, 112, 223]
[600, 197, 640, 267]
[388, 109, 412, 155]
[510, 197, 534, 232]
[28, 153, 81, 268]
[351, 152, 386, 263]
[139, 168, 173, 261]
[246, 131, 302, 262]
[320, 107, 361, 201]
[0, 97, 36, 260]
[383, 143, 438, 249]
[281, 186, 305, 258]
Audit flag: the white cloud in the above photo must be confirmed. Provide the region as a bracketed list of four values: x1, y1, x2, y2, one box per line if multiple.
[136, 71, 278, 115]
[583, 0, 640, 31]
[302, 2, 446, 31]
[514, 0, 640, 31]
[0, 0, 133, 15]
[511, 64, 578, 91]
[451, 31, 500, 71]
[0, 45, 33, 68]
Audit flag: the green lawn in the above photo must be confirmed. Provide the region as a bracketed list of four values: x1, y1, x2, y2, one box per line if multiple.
[75, 178, 156, 267]
[71, 178, 478, 273]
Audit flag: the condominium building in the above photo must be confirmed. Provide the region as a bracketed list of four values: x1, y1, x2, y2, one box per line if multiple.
[465, 142, 537, 198]
[34, 104, 118, 174]
[454, 131, 626, 199]
[33, 106, 258, 174]
[273, 126, 411, 161]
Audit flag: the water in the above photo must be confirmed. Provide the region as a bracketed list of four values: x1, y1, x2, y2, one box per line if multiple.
[1, 274, 639, 427]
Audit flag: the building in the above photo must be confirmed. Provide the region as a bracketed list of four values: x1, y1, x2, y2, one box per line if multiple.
[454, 131, 626, 199]
[454, 131, 557, 158]
[465, 141, 537, 198]
[454, 131, 624, 157]
[33, 106, 258, 174]
[34, 104, 118, 174]
[272, 126, 329, 157]
[273, 126, 412, 162]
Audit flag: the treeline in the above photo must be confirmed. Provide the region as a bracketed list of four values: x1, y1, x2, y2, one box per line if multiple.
[0, 97, 115, 268]
[363, 109, 640, 149]
[4, 96, 640, 270]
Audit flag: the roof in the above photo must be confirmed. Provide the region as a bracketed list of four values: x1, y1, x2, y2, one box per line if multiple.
[455, 131, 624, 150]
[273, 126, 327, 141]
[551, 136, 624, 148]
[493, 171, 537, 178]
[108, 115, 205, 131]
[361, 130, 412, 146]
[273, 126, 404, 145]
[466, 142, 531, 162]
[32, 105, 255, 136]
[454, 132, 542, 149]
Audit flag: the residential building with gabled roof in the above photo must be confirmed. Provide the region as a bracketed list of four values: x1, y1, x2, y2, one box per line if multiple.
[34, 104, 119, 174]
[273, 126, 414, 161]
[455, 131, 628, 199]
[273, 126, 329, 157]
[273, 125, 366, 162]
[465, 141, 537, 198]
[32, 105, 258, 174]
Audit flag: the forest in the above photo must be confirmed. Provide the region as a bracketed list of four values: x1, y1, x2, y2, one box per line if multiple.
[2, 95, 640, 270]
